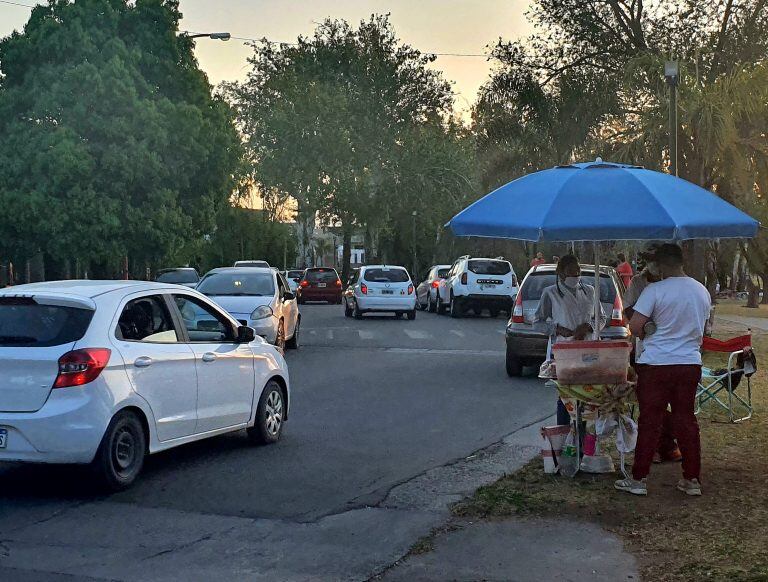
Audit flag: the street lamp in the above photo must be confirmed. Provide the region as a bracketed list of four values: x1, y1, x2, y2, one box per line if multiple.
[664, 60, 679, 176]
[183, 32, 231, 41]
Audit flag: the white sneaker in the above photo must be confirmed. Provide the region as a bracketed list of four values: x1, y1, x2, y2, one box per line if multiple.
[614, 477, 647, 496]
[676, 478, 702, 496]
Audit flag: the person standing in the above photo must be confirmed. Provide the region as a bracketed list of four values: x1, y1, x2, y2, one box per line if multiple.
[533, 255, 606, 424]
[531, 252, 546, 267]
[615, 244, 711, 497]
[616, 253, 633, 288]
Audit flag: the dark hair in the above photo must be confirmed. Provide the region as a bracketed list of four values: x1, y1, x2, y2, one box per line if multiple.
[556, 254, 580, 277]
[617, 253, 626, 262]
[655, 243, 683, 268]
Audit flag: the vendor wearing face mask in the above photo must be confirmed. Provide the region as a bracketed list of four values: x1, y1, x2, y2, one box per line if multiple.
[534, 254, 606, 424]
[624, 245, 682, 464]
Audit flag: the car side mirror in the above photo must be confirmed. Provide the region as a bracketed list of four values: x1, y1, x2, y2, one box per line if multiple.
[283, 291, 296, 301]
[237, 325, 256, 343]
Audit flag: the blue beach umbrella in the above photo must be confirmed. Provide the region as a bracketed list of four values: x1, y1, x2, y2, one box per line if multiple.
[447, 159, 759, 336]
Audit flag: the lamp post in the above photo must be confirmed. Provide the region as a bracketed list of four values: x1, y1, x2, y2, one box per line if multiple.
[664, 60, 679, 177]
[183, 32, 231, 41]
[411, 211, 418, 279]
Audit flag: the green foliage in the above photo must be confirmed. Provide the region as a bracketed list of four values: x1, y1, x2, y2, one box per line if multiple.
[0, 0, 242, 275]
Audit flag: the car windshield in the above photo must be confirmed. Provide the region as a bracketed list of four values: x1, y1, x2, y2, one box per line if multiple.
[468, 260, 511, 275]
[521, 272, 616, 303]
[156, 270, 198, 284]
[197, 272, 275, 296]
[437, 268, 450, 278]
[287, 270, 304, 279]
[305, 269, 339, 283]
[363, 268, 410, 283]
[0, 299, 94, 347]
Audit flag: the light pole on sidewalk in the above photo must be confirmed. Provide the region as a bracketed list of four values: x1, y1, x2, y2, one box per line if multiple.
[411, 210, 418, 279]
[665, 60, 679, 176]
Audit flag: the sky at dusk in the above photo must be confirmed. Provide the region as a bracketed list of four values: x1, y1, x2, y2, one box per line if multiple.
[0, 0, 534, 115]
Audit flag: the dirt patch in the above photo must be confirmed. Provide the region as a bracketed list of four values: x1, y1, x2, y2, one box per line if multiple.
[453, 331, 768, 581]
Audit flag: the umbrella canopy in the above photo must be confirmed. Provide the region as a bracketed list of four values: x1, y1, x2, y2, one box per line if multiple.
[447, 160, 759, 242]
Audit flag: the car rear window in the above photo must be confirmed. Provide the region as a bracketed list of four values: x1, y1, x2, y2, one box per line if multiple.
[287, 270, 304, 279]
[437, 268, 450, 278]
[363, 268, 410, 283]
[305, 269, 339, 283]
[156, 270, 198, 284]
[197, 272, 275, 296]
[468, 260, 511, 275]
[521, 272, 616, 303]
[0, 299, 93, 347]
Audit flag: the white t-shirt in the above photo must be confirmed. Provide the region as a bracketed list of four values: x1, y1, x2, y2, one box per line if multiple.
[634, 276, 711, 365]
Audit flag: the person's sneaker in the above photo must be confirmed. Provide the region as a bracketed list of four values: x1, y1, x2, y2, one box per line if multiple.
[614, 477, 647, 496]
[676, 478, 702, 496]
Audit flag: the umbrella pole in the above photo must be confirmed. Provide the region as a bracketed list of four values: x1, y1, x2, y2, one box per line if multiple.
[594, 242, 600, 340]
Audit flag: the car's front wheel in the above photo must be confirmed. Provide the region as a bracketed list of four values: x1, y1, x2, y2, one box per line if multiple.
[91, 410, 146, 491]
[286, 317, 300, 349]
[247, 380, 285, 444]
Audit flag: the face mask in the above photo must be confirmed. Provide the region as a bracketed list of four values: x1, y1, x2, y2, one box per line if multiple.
[563, 276, 581, 288]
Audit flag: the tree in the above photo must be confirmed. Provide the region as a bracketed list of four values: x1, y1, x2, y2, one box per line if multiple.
[0, 0, 241, 277]
[223, 15, 460, 280]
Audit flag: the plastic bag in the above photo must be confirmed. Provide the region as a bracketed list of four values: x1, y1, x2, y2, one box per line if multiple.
[558, 427, 579, 477]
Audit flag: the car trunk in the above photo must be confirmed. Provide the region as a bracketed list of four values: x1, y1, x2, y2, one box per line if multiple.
[0, 344, 75, 412]
[362, 268, 411, 296]
[466, 260, 514, 295]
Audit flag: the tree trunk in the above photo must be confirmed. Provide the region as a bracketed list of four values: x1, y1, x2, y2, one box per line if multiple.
[746, 277, 759, 308]
[295, 199, 316, 269]
[341, 224, 353, 283]
[761, 273, 768, 304]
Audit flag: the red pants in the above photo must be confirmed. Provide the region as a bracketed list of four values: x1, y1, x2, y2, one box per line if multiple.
[633, 364, 701, 481]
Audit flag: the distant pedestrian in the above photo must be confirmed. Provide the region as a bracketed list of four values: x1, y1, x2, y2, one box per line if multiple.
[616, 253, 633, 288]
[615, 243, 710, 497]
[531, 252, 546, 267]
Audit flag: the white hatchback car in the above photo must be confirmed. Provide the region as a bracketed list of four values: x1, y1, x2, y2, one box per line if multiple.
[197, 267, 300, 350]
[0, 281, 290, 490]
[343, 265, 417, 319]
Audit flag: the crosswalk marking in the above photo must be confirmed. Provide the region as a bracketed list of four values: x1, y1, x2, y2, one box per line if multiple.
[326, 329, 334, 340]
[403, 329, 430, 340]
[358, 329, 374, 340]
[450, 330, 465, 338]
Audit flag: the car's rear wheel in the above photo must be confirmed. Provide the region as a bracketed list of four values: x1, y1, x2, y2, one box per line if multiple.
[247, 381, 285, 445]
[407, 309, 416, 320]
[505, 344, 523, 377]
[435, 293, 446, 315]
[427, 292, 435, 313]
[91, 410, 146, 491]
[286, 317, 300, 349]
[450, 295, 462, 318]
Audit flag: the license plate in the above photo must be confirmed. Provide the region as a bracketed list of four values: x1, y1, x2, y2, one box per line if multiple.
[318, 283, 327, 288]
[382, 290, 394, 295]
[0, 428, 7, 449]
[480, 284, 497, 290]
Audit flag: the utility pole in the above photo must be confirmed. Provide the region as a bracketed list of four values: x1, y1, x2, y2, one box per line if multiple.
[411, 211, 418, 279]
[665, 60, 679, 176]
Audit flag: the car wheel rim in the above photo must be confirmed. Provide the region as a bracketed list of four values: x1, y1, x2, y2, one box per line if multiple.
[265, 390, 283, 436]
[277, 323, 285, 350]
[114, 428, 136, 472]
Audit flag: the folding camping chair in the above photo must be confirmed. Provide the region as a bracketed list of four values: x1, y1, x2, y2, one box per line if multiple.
[696, 334, 757, 423]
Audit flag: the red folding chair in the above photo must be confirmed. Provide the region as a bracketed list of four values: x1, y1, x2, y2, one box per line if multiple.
[697, 334, 757, 423]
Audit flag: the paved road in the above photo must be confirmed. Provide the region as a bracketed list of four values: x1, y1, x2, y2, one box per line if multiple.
[0, 304, 554, 580]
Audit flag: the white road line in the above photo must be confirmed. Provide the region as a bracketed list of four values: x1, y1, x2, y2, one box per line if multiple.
[497, 328, 507, 334]
[308, 329, 318, 336]
[358, 330, 374, 340]
[449, 330, 465, 338]
[403, 329, 430, 340]
[386, 347, 504, 357]
[326, 329, 334, 340]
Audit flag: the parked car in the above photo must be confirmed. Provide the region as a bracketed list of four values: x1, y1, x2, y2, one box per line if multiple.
[0, 280, 290, 490]
[154, 267, 199, 288]
[197, 267, 300, 351]
[297, 267, 343, 304]
[343, 265, 417, 319]
[284, 269, 305, 292]
[505, 263, 629, 376]
[415, 264, 451, 312]
[436, 256, 518, 318]
[234, 260, 270, 268]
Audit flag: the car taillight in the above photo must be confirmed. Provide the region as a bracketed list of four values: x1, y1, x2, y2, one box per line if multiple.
[360, 283, 368, 295]
[610, 294, 625, 327]
[408, 284, 414, 295]
[53, 348, 111, 389]
[431, 280, 439, 288]
[512, 294, 525, 323]
[300, 280, 309, 288]
[335, 279, 342, 287]
[460, 272, 467, 285]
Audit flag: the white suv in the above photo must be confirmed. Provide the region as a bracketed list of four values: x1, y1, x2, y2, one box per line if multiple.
[436, 256, 518, 318]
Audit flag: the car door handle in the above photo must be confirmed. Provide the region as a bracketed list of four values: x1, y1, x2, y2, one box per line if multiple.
[202, 352, 217, 363]
[134, 356, 153, 368]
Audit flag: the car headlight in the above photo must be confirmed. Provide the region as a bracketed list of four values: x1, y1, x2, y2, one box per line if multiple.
[251, 305, 273, 320]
